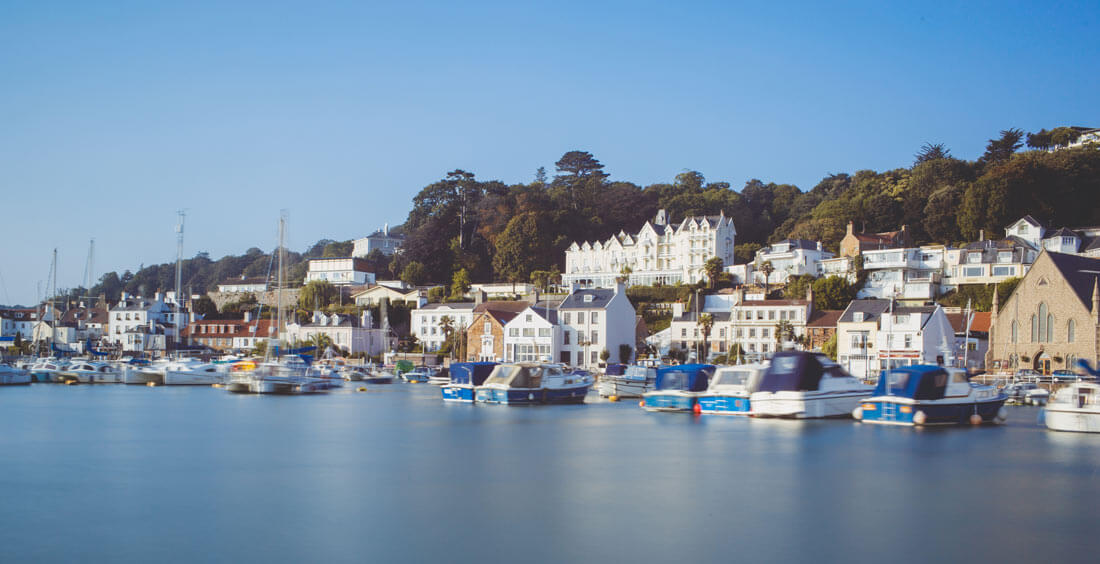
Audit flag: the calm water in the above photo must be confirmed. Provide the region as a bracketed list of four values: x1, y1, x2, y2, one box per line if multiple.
[1, 383, 1098, 563]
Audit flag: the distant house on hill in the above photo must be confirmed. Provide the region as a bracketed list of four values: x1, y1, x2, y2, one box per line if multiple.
[839, 222, 911, 258]
[217, 276, 269, 293]
[352, 224, 405, 257]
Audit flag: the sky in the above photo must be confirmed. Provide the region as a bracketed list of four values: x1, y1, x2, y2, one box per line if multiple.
[1, 0, 1098, 305]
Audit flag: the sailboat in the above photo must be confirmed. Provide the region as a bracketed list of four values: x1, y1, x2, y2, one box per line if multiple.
[226, 212, 327, 395]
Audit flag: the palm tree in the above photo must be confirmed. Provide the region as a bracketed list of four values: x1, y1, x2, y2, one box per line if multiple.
[698, 313, 714, 362]
[306, 333, 334, 355]
[617, 265, 633, 285]
[438, 315, 455, 359]
[759, 261, 774, 295]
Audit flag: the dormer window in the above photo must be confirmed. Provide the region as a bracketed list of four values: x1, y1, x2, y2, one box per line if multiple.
[1019, 224, 1028, 234]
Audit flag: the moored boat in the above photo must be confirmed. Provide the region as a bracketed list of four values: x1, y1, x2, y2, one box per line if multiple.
[598, 364, 658, 398]
[56, 361, 126, 384]
[1043, 382, 1100, 433]
[28, 357, 69, 383]
[442, 362, 497, 402]
[1, 364, 32, 385]
[697, 363, 767, 415]
[854, 365, 1007, 426]
[364, 368, 395, 384]
[749, 351, 872, 419]
[402, 367, 433, 383]
[641, 364, 715, 412]
[1002, 380, 1049, 406]
[475, 363, 592, 405]
[164, 361, 228, 386]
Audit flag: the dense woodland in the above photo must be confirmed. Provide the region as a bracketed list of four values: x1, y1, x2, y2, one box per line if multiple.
[63, 127, 1100, 307]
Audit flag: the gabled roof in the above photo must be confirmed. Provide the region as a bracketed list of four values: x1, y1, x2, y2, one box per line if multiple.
[807, 310, 843, 328]
[473, 309, 520, 325]
[473, 300, 531, 314]
[1009, 215, 1044, 229]
[1045, 252, 1100, 312]
[946, 312, 991, 334]
[839, 300, 891, 323]
[1044, 227, 1079, 239]
[559, 288, 616, 310]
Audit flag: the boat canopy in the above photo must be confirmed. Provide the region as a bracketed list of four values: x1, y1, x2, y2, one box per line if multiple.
[449, 362, 498, 385]
[655, 364, 714, 392]
[604, 364, 627, 376]
[623, 365, 656, 382]
[758, 351, 825, 392]
[483, 364, 544, 388]
[874, 365, 950, 400]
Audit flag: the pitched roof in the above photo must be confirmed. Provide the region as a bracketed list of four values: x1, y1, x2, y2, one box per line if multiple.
[807, 310, 843, 328]
[839, 299, 891, 323]
[559, 288, 616, 309]
[474, 300, 531, 314]
[418, 302, 478, 312]
[946, 312, 991, 333]
[1010, 215, 1044, 229]
[1045, 251, 1100, 312]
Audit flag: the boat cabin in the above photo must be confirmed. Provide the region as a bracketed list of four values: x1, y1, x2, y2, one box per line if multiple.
[875, 365, 971, 399]
[482, 363, 584, 389]
[448, 362, 498, 386]
[758, 351, 848, 392]
[654, 364, 714, 392]
[707, 364, 765, 393]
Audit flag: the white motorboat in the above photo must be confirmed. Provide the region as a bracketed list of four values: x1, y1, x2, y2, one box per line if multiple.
[164, 360, 228, 385]
[750, 351, 873, 418]
[1043, 382, 1100, 433]
[598, 364, 658, 398]
[28, 357, 69, 383]
[1, 364, 32, 385]
[697, 363, 768, 415]
[56, 361, 126, 384]
[1003, 380, 1050, 406]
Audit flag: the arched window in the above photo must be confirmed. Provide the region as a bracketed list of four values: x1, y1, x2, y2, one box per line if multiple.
[1068, 319, 1075, 343]
[1031, 315, 1037, 343]
[1011, 320, 1018, 344]
[1038, 303, 1048, 343]
[1046, 314, 1053, 343]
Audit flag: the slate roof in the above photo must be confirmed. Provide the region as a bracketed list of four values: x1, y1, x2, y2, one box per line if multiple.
[559, 289, 616, 310]
[673, 311, 732, 323]
[1045, 252, 1100, 312]
[1045, 227, 1079, 239]
[807, 310, 843, 328]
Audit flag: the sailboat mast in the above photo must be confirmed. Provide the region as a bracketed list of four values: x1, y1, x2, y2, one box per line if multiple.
[175, 211, 185, 357]
[51, 248, 58, 353]
[277, 211, 286, 348]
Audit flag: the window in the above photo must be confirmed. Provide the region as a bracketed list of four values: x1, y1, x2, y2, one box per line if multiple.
[749, 328, 756, 338]
[718, 328, 725, 338]
[1031, 315, 1037, 343]
[577, 312, 585, 324]
[762, 343, 769, 353]
[538, 328, 550, 338]
[591, 351, 598, 364]
[1038, 303, 1050, 343]
[509, 328, 519, 337]
[904, 334, 912, 348]
[762, 328, 770, 339]
[525, 314, 532, 322]
[964, 267, 983, 277]
[578, 331, 586, 343]
[563, 312, 570, 324]
[993, 266, 1014, 277]
[780, 311, 788, 321]
[591, 312, 598, 323]
[1068, 319, 1076, 343]
[756, 311, 764, 320]
[1011, 321, 1018, 344]
[522, 328, 535, 337]
[768, 310, 775, 320]
[484, 322, 491, 333]
[681, 328, 687, 337]
[563, 331, 570, 345]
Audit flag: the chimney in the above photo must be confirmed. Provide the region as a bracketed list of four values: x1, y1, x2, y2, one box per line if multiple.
[846, 221, 854, 237]
[979, 229, 984, 242]
[361, 309, 372, 329]
[672, 302, 684, 318]
[243, 310, 251, 322]
[475, 290, 486, 306]
[121, 291, 129, 301]
[615, 280, 626, 295]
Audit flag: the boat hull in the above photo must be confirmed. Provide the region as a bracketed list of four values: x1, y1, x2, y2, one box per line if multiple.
[858, 397, 1007, 426]
[442, 384, 475, 402]
[475, 384, 590, 405]
[1044, 408, 1100, 433]
[697, 394, 752, 415]
[750, 391, 871, 419]
[641, 391, 700, 412]
[363, 375, 394, 384]
[1, 371, 32, 385]
[598, 378, 651, 398]
[163, 371, 225, 386]
[124, 370, 163, 385]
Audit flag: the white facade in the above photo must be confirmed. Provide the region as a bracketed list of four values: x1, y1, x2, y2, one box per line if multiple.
[941, 242, 1034, 290]
[217, 277, 268, 293]
[563, 209, 736, 288]
[502, 306, 560, 363]
[286, 311, 388, 355]
[352, 224, 404, 257]
[469, 283, 536, 298]
[107, 294, 182, 354]
[410, 303, 477, 352]
[305, 258, 375, 286]
[836, 300, 955, 381]
[557, 284, 636, 368]
[668, 291, 813, 363]
[859, 246, 944, 301]
[753, 239, 834, 285]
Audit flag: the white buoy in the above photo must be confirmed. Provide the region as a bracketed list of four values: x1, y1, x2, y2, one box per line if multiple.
[995, 406, 1007, 423]
[852, 406, 863, 421]
[913, 410, 927, 426]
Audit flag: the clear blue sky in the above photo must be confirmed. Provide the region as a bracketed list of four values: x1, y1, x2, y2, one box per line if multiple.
[1, 1, 1097, 305]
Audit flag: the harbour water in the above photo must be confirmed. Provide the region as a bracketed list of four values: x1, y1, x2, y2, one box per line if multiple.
[1, 383, 1097, 563]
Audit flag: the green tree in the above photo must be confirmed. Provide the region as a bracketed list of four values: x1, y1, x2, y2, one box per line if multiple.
[703, 257, 723, 289]
[783, 274, 815, 300]
[438, 315, 455, 359]
[821, 333, 837, 360]
[812, 275, 860, 310]
[619, 344, 632, 364]
[193, 295, 218, 318]
[697, 313, 714, 361]
[298, 280, 339, 310]
[428, 287, 446, 303]
[450, 268, 471, 298]
[758, 261, 775, 294]
[979, 128, 1024, 168]
[401, 261, 428, 287]
[493, 212, 545, 286]
[775, 319, 796, 350]
[914, 142, 951, 165]
[600, 348, 610, 363]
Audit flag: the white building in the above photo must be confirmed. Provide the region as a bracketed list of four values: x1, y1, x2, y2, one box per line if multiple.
[669, 289, 814, 363]
[216, 276, 269, 293]
[557, 283, 636, 368]
[410, 302, 478, 352]
[0, 308, 41, 339]
[352, 224, 405, 257]
[286, 310, 389, 356]
[107, 293, 182, 354]
[753, 239, 835, 285]
[563, 209, 736, 288]
[502, 305, 560, 363]
[469, 282, 537, 298]
[305, 257, 376, 286]
[836, 299, 955, 381]
[859, 246, 944, 302]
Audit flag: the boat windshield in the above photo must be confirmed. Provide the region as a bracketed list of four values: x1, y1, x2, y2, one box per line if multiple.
[656, 370, 690, 390]
[483, 365, 542, 388]
[713, 370, 751, 388]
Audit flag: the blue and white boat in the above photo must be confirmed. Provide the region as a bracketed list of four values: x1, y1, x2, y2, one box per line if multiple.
[402, 367, 433, 383]
[641, 364, 715, 412]
[598, 364, 658, 398]
[750, 351, 872, 418]
[475, 363, 592, 405]
[1, 364, 32, 385]
[442, 362, 497, 402]
[854, 365, 1007, 426]
[697, 363, 767, 415]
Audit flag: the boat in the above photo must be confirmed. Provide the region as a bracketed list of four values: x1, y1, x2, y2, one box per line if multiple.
[697, 363, 768, 415]
[441, 362, 497, 402]
[428, 367, 450, 386]
[402, 367, 433, 383]
[1002, 380, 1049, 406]
[163, 360, 228, 386]
[363, 367, 395, 384]
[225, 356, 328, 395]
[854, 365, 1007, 426]
[598, 364, 658, 398]
[1043, 382, 1100, 433]
[641, 364, 715, 412]
[55, 360, 126, 384]
[341, 366, 368, 381]
[475, 363, 593, 405]
[0, 364, 32, 385]
[749, 351, 873, 419]
[28, 357, 69, 383]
